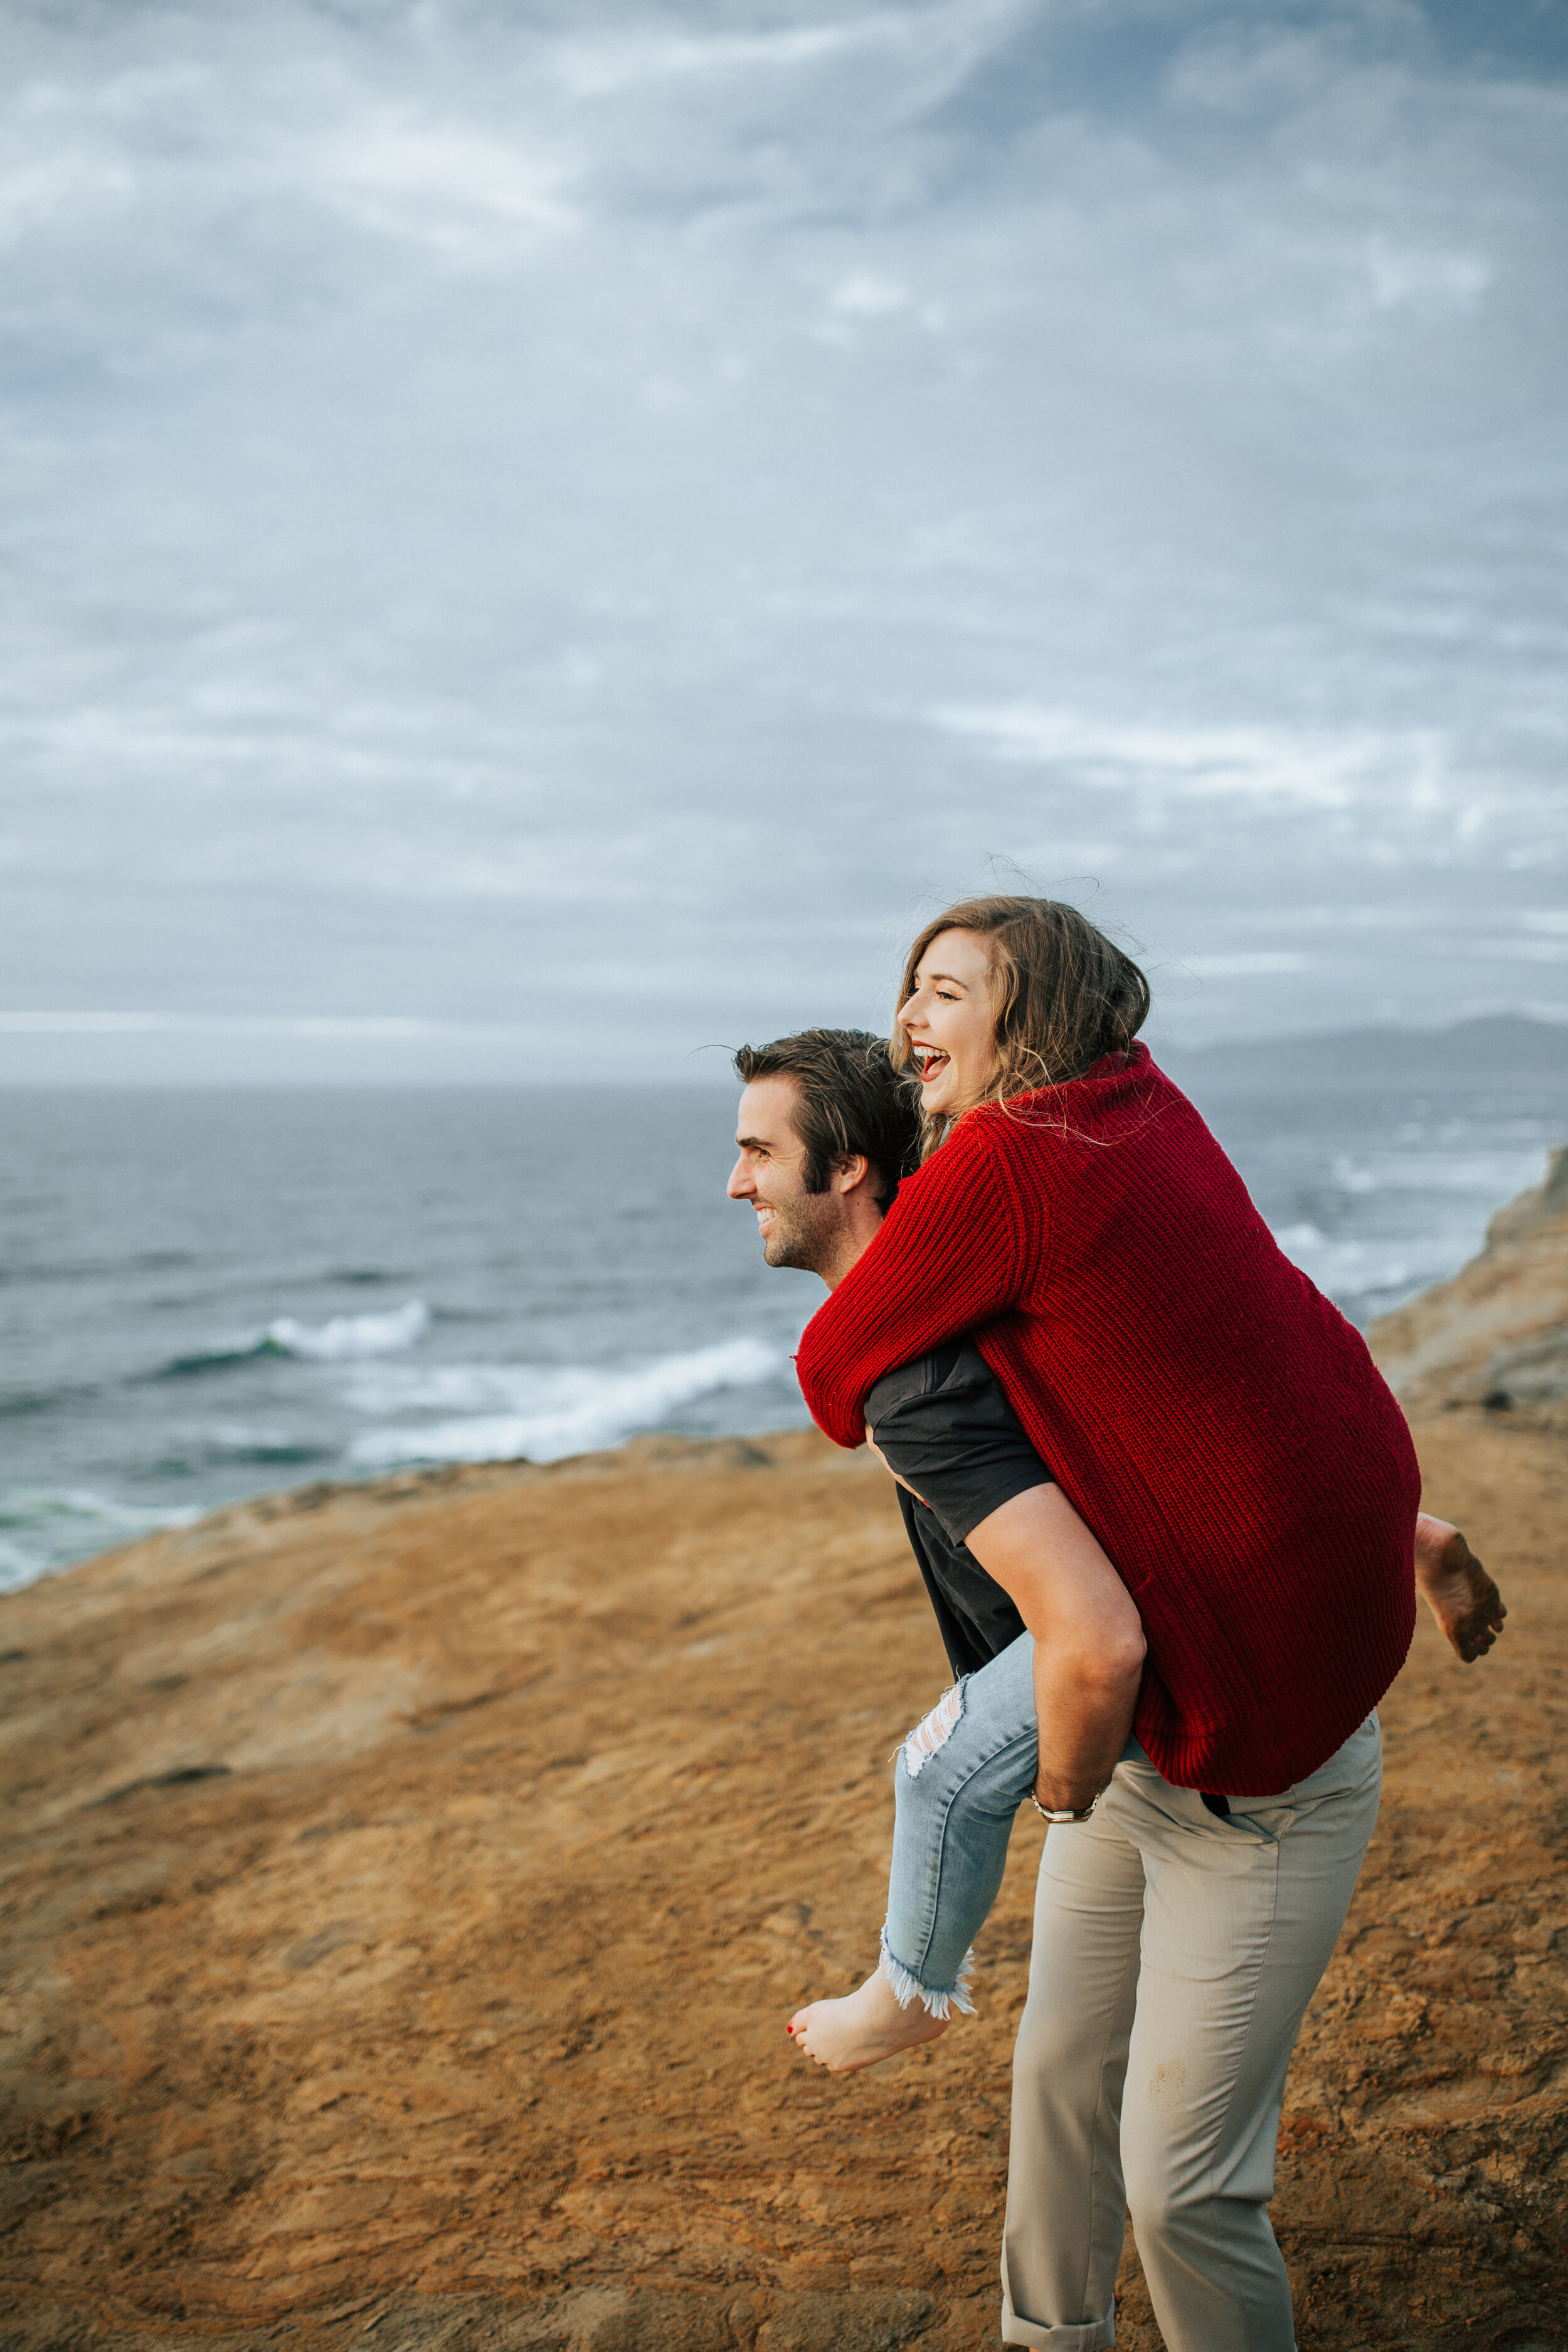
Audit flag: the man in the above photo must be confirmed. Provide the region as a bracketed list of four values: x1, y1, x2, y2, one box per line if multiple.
[728, 1027, 1049, 1678]
[728, 1027, 1505, 2351]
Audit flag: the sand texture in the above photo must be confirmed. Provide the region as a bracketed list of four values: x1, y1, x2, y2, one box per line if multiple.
[3, 1197, 1566, 2349]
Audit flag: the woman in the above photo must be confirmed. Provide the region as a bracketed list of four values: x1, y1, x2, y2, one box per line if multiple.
[790, 895, 1502, 2352]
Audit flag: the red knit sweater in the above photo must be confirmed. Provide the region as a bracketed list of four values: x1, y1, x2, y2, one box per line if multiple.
[795, 1044, 1419, 1793]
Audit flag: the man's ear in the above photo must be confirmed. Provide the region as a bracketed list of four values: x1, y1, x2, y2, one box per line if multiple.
[831, 1153, 872, 1196]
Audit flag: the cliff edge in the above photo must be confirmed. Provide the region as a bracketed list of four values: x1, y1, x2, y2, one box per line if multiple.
[1370, 1143, 1568, 1418]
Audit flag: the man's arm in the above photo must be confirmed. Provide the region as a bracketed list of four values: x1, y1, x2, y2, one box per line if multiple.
[963, 1483, 1147, 1813]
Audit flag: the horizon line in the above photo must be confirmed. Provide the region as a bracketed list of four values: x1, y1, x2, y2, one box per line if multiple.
[1, 1005, 1565, 1044]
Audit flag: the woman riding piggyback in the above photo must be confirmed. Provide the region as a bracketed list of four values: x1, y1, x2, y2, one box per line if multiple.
[795, 896, 1419, 1796]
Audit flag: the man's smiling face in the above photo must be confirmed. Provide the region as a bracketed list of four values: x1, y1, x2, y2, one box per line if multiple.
[726, 1074, 843, 1271]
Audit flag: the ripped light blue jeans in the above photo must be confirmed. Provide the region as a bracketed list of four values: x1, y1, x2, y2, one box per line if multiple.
[881, 1629, 1038, 2017]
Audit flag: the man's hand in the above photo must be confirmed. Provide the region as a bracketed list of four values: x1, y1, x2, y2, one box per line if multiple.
[963, 1484, 1146, 1814]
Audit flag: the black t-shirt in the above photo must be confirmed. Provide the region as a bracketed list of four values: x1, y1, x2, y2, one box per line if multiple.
[865, 1339, 1053, 1679]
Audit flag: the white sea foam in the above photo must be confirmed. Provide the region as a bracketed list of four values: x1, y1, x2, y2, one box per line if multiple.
[1335, 1147, 1549, 1200]
[1285, 1237, 1419, 1297]
[348, 1334, 785, 1468]
[183, 1424, 337, 1466]
[1272, 1224, 1456, 1311]
[262, 1300, 430, 1360]
[0, 1488, 199, 1592]
[1270, 1143, 1552, 1316]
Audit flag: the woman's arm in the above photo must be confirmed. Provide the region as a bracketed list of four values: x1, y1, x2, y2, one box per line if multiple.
[795, 1114, 1038, 1447]
[965, 1483, 1146, 1811]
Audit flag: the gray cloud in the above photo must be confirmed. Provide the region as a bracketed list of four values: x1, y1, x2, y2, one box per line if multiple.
[3, 0, 1565, 1078]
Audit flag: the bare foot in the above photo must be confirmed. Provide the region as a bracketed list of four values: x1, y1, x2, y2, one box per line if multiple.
[1414, 1513, 1507, 1662]
[786, 1968, 950, 2074]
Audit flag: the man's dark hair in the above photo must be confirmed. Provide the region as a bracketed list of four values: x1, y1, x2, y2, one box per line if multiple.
[733, 1029, 920, 1207]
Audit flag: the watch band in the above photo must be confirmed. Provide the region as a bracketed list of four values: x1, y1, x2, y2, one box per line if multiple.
[1030, 1790, 1098, 1824]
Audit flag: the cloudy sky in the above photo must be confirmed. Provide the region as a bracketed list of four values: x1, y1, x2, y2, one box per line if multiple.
[3, 0, 1565, 1081]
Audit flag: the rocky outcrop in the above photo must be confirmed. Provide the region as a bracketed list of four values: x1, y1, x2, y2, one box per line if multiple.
[1370, 1143, 1568, 1418]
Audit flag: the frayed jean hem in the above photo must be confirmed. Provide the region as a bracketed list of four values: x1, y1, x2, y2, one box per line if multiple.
[879, 1926, 977, 2018]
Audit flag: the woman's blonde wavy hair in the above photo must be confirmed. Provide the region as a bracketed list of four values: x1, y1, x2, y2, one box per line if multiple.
[893, 895, 1151, 1158]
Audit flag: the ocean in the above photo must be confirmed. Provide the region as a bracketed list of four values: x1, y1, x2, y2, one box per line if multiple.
[4, 1059, 1564, 1592]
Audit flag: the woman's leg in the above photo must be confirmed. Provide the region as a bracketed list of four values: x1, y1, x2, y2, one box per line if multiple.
[881, 1630, 1039, 2010]
[788, 1633, 1040, 2074]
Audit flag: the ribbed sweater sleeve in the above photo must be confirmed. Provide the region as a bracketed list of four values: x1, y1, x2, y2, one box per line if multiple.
[795, 1112, 1037, 1448]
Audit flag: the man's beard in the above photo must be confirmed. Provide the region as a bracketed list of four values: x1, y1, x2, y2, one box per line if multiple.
[761, 1190, 838, 1274]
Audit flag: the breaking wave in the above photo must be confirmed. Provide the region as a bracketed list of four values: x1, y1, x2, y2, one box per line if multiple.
[161, 1300, 430, 1375]
[348, 1335, 787, 1470]
[263, 1301, 430, 1360]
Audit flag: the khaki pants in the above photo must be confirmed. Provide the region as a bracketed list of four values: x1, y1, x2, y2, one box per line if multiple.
[1001, 1715, 1382, 2351]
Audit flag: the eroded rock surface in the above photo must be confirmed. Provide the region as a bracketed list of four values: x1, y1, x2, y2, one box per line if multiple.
[1, 1393, 1564, 2346]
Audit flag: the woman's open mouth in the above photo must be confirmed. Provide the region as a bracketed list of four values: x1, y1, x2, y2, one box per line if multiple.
[913, 1046, 951, 1085]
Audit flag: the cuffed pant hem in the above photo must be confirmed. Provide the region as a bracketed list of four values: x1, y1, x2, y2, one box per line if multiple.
[1000, 2293, 1115, 2349]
